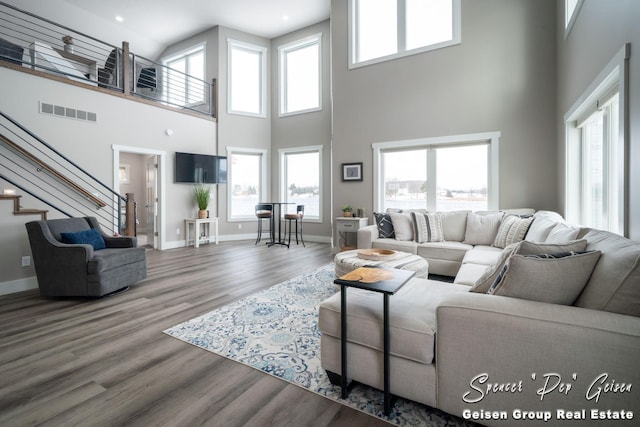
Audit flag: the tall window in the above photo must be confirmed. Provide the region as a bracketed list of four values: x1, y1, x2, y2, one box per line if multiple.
[227, 148, 267, 220]
[279, 34, 322, 116]
[228, 39, 267, 117]
[163, 44, 205, 106]
[373, 132, 499, 212]
[565, 44, 628, 235]
[565, 0, 584, 35]
[350, 0, 460, 68]
[279, 146, 322, 221]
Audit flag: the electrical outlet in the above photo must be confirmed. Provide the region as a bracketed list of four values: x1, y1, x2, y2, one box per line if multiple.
[21, 256, 31, 267]
[176, 228, 181, 235]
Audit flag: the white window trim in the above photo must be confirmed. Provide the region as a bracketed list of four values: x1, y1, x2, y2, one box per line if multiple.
[372, 131, 500, 212]
[278, 145, 323, 223]
[161, 42, 206, 107]
[227, 38, 267, 118]
[564, 0, 584, 39]
[564, 43, 630, 235]
[226, 146, 269, 221]
[278, 33, 323, 117]
[348, 0, 461, 69]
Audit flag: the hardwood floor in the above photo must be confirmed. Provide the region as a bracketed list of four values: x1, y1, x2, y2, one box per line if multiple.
[0, 241, 391, 426]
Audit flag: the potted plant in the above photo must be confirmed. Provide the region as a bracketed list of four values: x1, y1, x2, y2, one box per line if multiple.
[341, 204, 353, 217]
[194, 183, 211, 219]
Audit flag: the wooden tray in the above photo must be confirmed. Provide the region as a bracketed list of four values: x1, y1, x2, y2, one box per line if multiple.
[357, 248, 397, 260]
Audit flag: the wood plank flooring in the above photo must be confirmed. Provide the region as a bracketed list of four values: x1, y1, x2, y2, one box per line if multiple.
[0, 241, 391, 426]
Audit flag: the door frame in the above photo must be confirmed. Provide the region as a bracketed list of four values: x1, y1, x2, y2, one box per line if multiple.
[113, 144, 167, 250]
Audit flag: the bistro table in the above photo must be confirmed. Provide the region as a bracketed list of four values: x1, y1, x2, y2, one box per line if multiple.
[264, 202, 294, 247]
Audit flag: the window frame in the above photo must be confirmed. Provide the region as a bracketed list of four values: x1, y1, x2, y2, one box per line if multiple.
[278, 33, 323, 117]
[226, 147, 268, 221]
[372, 131, 500, 212]
[161, 43, 206, 107]
[564, 44, 630, 235]
[227, 38, 267, 118]
[564, 0, 584, 38]
[278, 145, 323, 223]
[348, 0, 461, 69]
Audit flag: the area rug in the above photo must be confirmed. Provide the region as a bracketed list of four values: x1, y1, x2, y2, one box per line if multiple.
[163, 264, 473, 426]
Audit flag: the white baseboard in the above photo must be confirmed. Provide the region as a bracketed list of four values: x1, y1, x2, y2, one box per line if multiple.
[0, 276, 38, 296]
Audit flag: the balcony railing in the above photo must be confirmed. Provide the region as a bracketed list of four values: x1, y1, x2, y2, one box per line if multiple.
[0, 1, 215, 117]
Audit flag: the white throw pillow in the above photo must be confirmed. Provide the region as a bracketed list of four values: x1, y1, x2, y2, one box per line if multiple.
[493, 215, 534, 248]
[487, 251, 602, 305]
[389, 212, 414, 241]
[411, 211, 444, 243]
[463, 212, 504, 245]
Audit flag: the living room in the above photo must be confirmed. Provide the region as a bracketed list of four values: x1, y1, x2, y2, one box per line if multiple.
[0, 0, 639, 425]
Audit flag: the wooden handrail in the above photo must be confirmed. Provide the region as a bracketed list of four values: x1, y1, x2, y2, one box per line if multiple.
[0, 134, 107, 208]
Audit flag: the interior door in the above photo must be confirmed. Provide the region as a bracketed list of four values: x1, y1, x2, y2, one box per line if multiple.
[146, 155, 158, 248]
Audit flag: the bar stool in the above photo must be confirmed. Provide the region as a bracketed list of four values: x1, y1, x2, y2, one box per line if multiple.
[284, 205, 305, 247]
[255, 203, 273, 245]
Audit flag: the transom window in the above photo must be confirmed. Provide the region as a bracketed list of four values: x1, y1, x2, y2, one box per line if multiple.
[227, 39, 267, 117]
[162, 44, 205, 107]
[373, 132, 499, 212]
[278, 33, 322, 116]
[227, 147, 268, 220]
[279, 146, 323, 221]
[349, 0, 461, 68]
[564, 0, 584, 35]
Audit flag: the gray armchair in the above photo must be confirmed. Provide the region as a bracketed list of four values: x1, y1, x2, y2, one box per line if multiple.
[26, 217, 147, 297]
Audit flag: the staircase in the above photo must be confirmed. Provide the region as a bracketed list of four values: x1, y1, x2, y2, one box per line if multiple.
[0, 194, 48, 220]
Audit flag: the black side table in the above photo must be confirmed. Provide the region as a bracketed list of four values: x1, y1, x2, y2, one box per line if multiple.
[334, 267, 415, 416]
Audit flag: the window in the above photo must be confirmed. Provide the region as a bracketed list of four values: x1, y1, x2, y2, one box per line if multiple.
[279, 34, 322, 116]
[564, 0, 584, 36]
[349, 0, 461, 68]
[279, 146, 323, 221]
[163, 44, 206, 107]
[373, 132, 499, 212]
[565, 44, 629, 235]
[228, 39, 267, 117]
[227, 147, 268, 220]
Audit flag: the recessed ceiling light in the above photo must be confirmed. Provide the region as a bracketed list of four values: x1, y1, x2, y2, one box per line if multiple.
[115, 15, 124, 22]
[282, 15, 289, 21]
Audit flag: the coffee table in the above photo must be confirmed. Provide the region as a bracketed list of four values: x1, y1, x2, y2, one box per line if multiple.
[334, 249, 429, 279]
[334, 267, 415, 416]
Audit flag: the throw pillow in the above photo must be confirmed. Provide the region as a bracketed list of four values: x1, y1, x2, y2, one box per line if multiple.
[60, 228, 106, 250]
[389, 212, 414, 241]
[411, 211, 444, 243]
[463, 212, 504, 245]
[470, 239, 589, 294]
[487, 250, 602, 305]
[493, 214, 534, 248]
[545, 222, 581, 243]
[373, 212, 395, 239]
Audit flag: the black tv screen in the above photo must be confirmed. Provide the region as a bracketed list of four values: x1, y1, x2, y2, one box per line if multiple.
[175, 152, 227, 184]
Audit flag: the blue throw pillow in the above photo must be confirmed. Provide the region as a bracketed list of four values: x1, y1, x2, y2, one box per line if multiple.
[60, 228, 106, 250]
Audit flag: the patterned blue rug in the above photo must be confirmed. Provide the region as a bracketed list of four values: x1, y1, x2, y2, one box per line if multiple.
[163, 263, 472, 426]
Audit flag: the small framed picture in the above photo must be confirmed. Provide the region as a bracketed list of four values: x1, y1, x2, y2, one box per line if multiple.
[342, 162, 363, 181]
[119, 164, 130, 184]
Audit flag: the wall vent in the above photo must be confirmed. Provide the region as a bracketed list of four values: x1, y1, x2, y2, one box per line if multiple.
[39, 102, 97, 123]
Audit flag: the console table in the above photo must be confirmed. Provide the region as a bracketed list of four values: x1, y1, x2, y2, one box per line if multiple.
[185, 217, 219, 248]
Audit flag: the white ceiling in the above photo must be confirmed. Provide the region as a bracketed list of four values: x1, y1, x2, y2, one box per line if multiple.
[5, 0, 330, 58]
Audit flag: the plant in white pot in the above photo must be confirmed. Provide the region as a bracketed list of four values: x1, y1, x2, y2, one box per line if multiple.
[194, 183, 211, 219]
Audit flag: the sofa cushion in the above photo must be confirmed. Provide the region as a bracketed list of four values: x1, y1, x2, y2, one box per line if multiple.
[545, 222, 582, 243]
[372, 239, 418, 254]
[46, 217, 92, 241]
[411, 211, 444, 243]
[463, 212, 504, 245]
[461, 245, 503, 266]
[318, 278, 470, 364]
[389, 212, 414, 241]
[493, 214, 533, 248]
[487, 251, 601, 305]
[440, 210, 470, 242]
[470, 239, 589, 294]
[525, 211, 564, 242]
[454, 263, 491, 286]
[61, 228, 106, 250]
[87, 247, 147, 274]
[417, 241, 472, 263]
[373, 212, 395, 238]
[575, 229, 640, 317]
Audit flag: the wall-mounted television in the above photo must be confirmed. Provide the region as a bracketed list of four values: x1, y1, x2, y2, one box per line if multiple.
[175, 152, 227, 184]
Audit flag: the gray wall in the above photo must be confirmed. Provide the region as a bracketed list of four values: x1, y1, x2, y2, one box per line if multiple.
[331, 0, 558, 224]
[556, 0, 640, 240]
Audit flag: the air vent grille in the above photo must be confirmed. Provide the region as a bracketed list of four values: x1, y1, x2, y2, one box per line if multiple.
[39, 102, 97, 123]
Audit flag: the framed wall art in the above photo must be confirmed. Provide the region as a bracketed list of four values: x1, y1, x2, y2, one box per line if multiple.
[342, 162, 362, 181]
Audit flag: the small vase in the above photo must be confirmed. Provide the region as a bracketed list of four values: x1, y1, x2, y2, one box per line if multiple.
[198, 210, 207, 219]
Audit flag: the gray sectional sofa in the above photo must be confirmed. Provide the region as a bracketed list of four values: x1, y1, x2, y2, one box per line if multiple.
[319, 209, 640, 425]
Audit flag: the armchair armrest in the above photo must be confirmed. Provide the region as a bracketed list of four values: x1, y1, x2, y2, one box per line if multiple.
[435, 293, 640, 418]
[357, 224, 379, 249]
